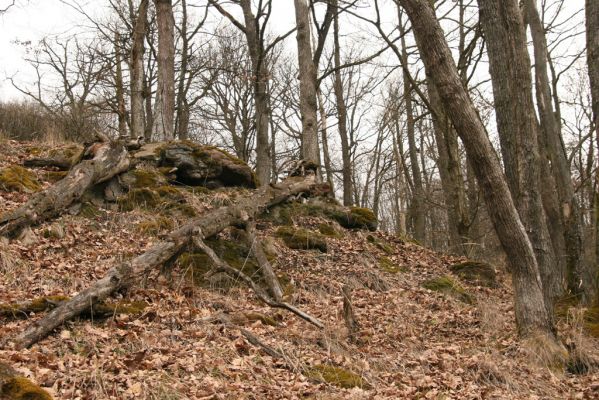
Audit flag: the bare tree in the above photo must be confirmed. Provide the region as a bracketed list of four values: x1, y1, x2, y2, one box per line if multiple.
[153, 0, 175, 140]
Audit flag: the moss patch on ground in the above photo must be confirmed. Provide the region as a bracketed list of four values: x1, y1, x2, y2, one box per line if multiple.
[367, 234, 394, 254]
[275, 226, 327, 252]
[304, 364, 371, 389]
[1, 376, 52, 400]
[317, 223, 343, 238]
[0, 166, 41, 193]
[136, 216, 175, 236]
[422, 275, 474, 304]
[449, 261, 498, 288]
[378, 256, 407, 274]
[118, 186, 196, 217]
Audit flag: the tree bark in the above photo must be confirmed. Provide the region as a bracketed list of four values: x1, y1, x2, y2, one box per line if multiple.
[0, 142, 130, 238]
[397, 0, 558, 341]
[294, 0, 320, 166]
[525, 0, 583, 303]
[114, 31, 128, 139]
[130, 0, 148, 140]
[477, 0, 559, 310]
[12, 174, 319, 349]
[153, 0, 175, 140]
[332, 3, 352, 206]
[587, 0, 599, 304]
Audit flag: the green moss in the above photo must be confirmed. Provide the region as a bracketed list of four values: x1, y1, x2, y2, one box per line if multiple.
[118, 186, 196, 217]
[305, 364, 371, 389]
[2, 377, 53, 400]
[180, 239, 263, 288]
[0, 295, 69, 318]
[276, 226, 327, 252]
[90, 300, 147, 317]
[119, 188, 160, 211]
[0, 166, 41, 193]
[378, 257, 407, 274]
[264, 203, 377, 231]
[136, 217, 174, 235]
[318, 223, 343, 238]
[79, 202, 103, 219]
[42, 170, 68, 183]
[449, 261, 497, 288]
[125, 169, 165, 189]
[48, 144, 83, 166]
[422, 276, 474, 304]
[367, 234, 394, 254]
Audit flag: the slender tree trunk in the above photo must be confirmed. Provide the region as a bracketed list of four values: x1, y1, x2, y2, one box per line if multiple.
[153, 0, 175, 140]
[317, 90, 335, 192]
[525, 0, 583, 302]
[587, 0, 599, 304]
[478, 0, 559, 310]
[131, 0, 148, 140]
[332, 3, 352, 206]
[397, 0, 559, 343]
[114, 32, 128, 138]
[239, 0, 271, 186]
[294, 0, 320, 166]
[175, 0, 190, 140]
[400, 31, 425, 242]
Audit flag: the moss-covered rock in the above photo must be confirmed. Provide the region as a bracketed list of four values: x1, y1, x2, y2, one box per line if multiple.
[179, 238, 263, 289]
[318, 223, 343, 238]
[119, 168, 168, 190]
[264, 202, 377, 231]
[0, 166, 41, 193]
[449, 261, 497, 288]
[378, 256, 407, 274]
[118, 187, 196, 217]
[0, 363, 53, 400]
[276, 226, 327, 252]
[156, 141, 258, 188]
[422, 275, 474, 304]
[48, 144, 84, 166]
[304, 364, 371, 389]
[335, 207, 377, 231]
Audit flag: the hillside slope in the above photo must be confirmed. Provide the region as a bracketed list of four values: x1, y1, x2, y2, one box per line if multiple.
[0, 140, 597, 399]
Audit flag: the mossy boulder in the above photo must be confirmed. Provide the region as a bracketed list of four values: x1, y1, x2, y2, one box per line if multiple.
[304, 364, 371, 389]
[449, 261, 498, 288]
[0, 362, 52, 400]
[422, 275, 474, 304]
[179, 238, 263, 289]
[334, 207, 377, 231]
[48, 144, 84, 165]
[0, 166, 41, 193]
[378, 256, 407, 274]
[136, 216, 175, 235]
[276, 226, 327, 252]
[265, 202, 377, 231]
[318, 223, 343, 238]
[118, 187, 196, 217]
[156, 141, 258, 188]
[119, 168, 168, 190]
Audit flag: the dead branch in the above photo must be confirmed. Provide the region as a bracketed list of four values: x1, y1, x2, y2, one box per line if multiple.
[245, 220, 284, 301]
[193, 231, 324, 329]
[10, 175, 318, 349]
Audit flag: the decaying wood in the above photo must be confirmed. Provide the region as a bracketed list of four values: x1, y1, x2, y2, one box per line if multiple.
[11, 175, 318, 349]
[342, 284, 360, 343]
[0, 142, 130, 238]
[245, 220, 284, 301]
[193, 232, 324, 329]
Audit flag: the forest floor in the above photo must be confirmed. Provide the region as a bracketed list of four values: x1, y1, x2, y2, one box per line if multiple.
[0, 139, 598, 400]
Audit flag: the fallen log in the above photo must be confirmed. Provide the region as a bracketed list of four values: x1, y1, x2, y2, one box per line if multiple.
[0, 141, 130, 238]
[245, 220, 284, 301]
[11, 175, 318, 349]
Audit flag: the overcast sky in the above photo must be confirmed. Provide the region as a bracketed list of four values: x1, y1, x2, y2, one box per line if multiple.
[0, 0, 587, 103]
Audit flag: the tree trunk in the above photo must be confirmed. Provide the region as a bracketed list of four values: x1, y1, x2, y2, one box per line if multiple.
[0, 142, 130, 238]
[153, 0, 175, 140]
[587, 0, 599, 304]
[332, 4, 352, 206]
[525, 0, 583, 303]
[478, 0, 559, 310]
[294, 0, 320, 166]
[317, 90, 335, 192]
[397, 0, 558, 342]
[175, 0, 190, 140]
[12, 174, 318, 349]
[131, 0, 148, 140]
[115, 31, 128, 138]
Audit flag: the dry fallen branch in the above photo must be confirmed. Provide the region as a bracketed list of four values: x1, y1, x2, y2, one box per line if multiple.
[193, 231, 324, 329]
[10, 175, 318, 349]
[245, 220, 284, 301]
[0, 141, 130, 238]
